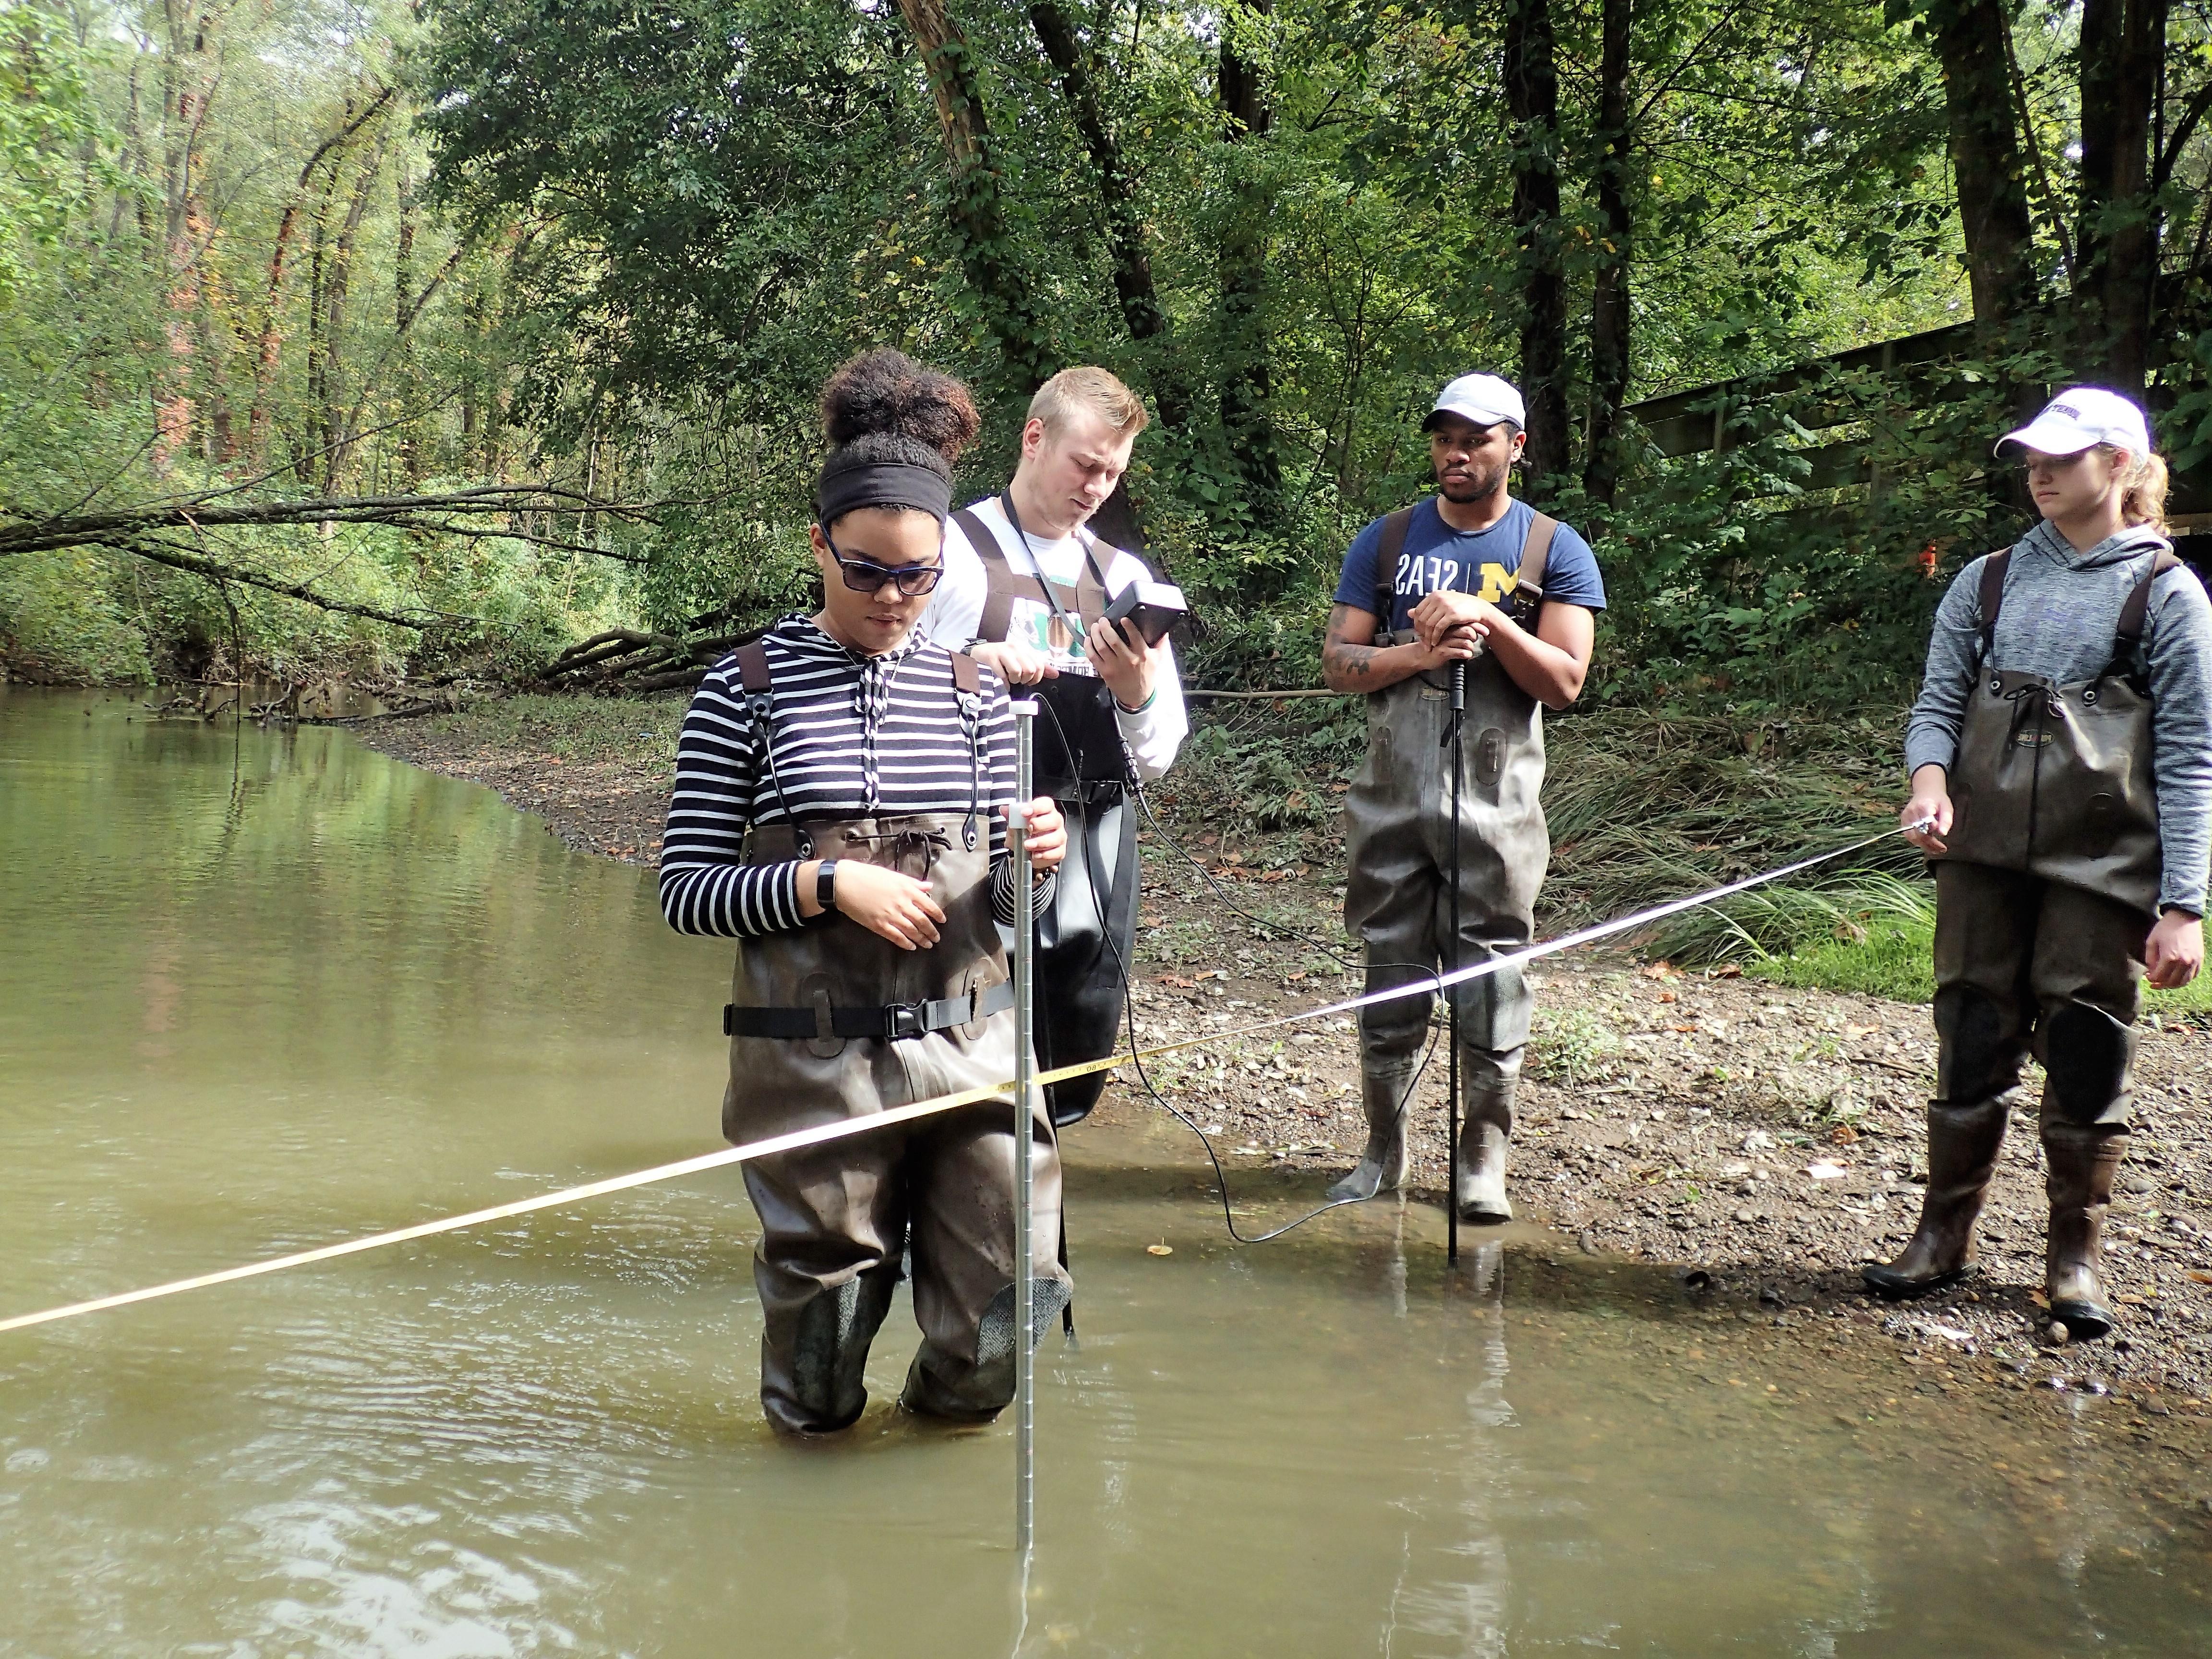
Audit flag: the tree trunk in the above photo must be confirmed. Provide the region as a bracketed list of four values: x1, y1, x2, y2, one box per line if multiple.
[2076, 0, 2165, 391]
[394, 163, 419, 485]
[155, 0, 218, 475]
[896, 0, 1057, 394]
[1583, 0, 1634, 509]
[246, 87, 393, 465]
[1504, 0, 1569, 500]
[1028, 0, 1190, 429]
[1217, 0, 1280, 506]
[1931, 0, 2038, 326]
[320, 142, 385, 490]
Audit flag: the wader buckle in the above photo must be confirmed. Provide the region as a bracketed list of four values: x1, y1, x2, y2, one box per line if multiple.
[885, 1000, 929, 1040]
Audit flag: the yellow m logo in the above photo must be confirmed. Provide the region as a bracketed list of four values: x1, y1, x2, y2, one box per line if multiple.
[1476, 563, 1519, 604]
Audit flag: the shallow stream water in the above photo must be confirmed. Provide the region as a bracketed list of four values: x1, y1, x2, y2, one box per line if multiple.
[2, 687, 2208, 1657]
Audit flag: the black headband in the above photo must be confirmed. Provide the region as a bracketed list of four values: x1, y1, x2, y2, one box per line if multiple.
[815, 456, 952, 526]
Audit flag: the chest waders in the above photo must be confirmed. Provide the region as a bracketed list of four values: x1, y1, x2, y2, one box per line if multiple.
[952, 504, 1148, 1132]
[1865, 548, 2179, 1342]
[1326, 505, 1557, 1230]
[721, 642, 1069, 1435]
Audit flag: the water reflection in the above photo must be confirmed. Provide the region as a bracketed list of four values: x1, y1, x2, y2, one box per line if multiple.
[1, 688, 2208, 1658]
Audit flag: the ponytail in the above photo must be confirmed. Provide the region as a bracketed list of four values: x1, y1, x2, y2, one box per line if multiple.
[2107, 445, 2170, 534]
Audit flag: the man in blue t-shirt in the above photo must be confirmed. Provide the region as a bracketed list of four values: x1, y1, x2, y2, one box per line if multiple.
[1320, 373, 1606, 1222]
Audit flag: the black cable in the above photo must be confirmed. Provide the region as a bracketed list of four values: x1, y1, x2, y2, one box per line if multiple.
[1031, 690, 1442, 1244]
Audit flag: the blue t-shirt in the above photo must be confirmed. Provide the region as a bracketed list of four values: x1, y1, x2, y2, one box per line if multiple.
[1333, 498, 1606, 631]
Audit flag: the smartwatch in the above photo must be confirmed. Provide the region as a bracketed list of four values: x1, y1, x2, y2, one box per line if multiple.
[817, 859, 840, 911]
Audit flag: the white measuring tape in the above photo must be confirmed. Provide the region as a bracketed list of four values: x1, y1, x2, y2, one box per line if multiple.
[0, 823, 1913, 1336]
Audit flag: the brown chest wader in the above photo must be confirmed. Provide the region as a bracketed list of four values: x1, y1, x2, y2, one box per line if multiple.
[1866, 549, 2178, 1341]
[1328, 505, 1557, 1226]
[952, 503, 1150, 1133]
[721, 642, 1069, 1434]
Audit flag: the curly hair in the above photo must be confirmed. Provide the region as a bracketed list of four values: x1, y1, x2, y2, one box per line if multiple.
[820, 348, 981, 474]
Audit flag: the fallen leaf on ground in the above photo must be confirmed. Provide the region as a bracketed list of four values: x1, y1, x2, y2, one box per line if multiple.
[1830, 1125, 1860, 1145]
[1158, 974, 1196, 988]
[1808, 1162, 1848, 1180]
[1846, 1023, 1882, 1036]
[1643, 961, 1680, 979]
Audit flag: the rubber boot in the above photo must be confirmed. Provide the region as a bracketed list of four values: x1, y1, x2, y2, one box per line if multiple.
[1454, 1076, 1515, 1224]
[2042, 1121, 2127, 1341]
[1327, 1063, 1416, 1202]
[1862, 1099, 2010, 1299]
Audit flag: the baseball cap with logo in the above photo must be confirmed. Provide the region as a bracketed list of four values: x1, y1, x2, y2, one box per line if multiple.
[1422, 373, 1526, 434]
[1995, 387, 2153, 458]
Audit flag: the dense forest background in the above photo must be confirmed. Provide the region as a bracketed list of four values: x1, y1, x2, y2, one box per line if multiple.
[3, 0, 2210, 708]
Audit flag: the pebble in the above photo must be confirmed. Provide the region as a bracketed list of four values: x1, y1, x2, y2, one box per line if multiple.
[2040, 1321, 2072, 1347]
[1735, 1208, 1757, 1224]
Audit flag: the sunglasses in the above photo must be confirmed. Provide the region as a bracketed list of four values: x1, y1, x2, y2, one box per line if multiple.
[823, 526, 946, 597]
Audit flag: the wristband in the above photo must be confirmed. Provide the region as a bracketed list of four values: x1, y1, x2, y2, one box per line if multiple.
[816, 859, 840, 911]
[1115, 687, 1158, 715]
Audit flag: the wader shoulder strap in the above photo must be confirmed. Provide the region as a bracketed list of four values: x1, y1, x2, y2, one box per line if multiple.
[1976, 549, 2012, 661]
[1516, 512, 1559, 614]
[2105, 549, 2183, 681]
[734, 641, 771, 693]
[732, 640, 789, 824]
[947, 648, 986, 850]
[956, 505, 1084, 643]
[2114, 550, 2182, 646]
[1370, 506, 1418, 625]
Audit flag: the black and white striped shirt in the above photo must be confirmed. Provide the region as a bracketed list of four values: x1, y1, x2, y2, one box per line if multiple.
[659, 615, 1048, 938]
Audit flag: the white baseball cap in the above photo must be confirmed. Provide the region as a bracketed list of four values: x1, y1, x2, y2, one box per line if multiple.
[1996, 387, 2152, 458]
[1423, 373, 1525, 433]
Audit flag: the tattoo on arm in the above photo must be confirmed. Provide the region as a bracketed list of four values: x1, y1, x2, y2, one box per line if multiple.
[1323, 603, 1381, 679]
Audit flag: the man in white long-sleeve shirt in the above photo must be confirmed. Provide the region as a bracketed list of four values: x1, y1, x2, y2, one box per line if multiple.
[922, 366, 1187, 1126]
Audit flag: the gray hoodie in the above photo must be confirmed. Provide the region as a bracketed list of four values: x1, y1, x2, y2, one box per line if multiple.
[1905, 518, 2212, 916]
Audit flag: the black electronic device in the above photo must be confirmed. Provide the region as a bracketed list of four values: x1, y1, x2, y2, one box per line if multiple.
[1101, 579, 1187, 648]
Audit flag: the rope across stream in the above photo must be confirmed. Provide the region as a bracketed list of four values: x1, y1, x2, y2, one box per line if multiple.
[0, 824, 1914, 1337]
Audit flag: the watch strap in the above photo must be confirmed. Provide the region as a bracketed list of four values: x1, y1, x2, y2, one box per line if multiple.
[817, 859, 839, 910]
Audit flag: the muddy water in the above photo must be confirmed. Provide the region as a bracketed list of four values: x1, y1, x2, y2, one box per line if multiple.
[2, 686, 2208, 1658]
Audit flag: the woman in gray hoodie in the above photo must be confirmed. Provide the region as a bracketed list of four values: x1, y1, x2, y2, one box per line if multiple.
[1865, 387, 2209, 1340]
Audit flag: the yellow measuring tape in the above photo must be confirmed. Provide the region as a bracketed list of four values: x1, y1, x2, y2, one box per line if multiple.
[0, 824, 1906, 1336]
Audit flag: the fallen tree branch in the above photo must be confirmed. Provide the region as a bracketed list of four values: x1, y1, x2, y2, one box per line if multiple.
[0, 483, 660, 558]
[108, 536, 455, 630]
[388, 516, 648, 564]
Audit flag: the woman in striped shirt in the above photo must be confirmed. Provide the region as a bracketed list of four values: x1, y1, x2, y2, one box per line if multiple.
[660, 349, 1069, 1436]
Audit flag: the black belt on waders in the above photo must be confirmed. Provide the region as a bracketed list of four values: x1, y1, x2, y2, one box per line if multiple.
[722, 980, 1014, 1040]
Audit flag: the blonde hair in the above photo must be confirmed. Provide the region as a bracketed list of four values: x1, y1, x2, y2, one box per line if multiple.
[2104, 444, 2170, 533]
[1028, 366, 1150, 441]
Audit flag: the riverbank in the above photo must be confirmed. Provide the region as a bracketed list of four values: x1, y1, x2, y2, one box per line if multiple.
[351, 695, 2212, 1420]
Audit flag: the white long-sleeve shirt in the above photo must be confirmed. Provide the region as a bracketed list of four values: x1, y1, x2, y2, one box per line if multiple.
[920, 495, 1188, 782]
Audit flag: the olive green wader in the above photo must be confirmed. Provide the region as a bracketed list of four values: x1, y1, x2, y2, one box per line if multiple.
[723, 645, 1069, 1435]
[1865, 550, 2177, 1340]
[1329, 508, 1557, 1222]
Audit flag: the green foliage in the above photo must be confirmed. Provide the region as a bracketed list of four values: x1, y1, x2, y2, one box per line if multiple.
[1746, 912, 1937, 1002]
[1527, 1006, 1624, 1086]
[0, 546, 153, 683]
[0, 3, 114, 300]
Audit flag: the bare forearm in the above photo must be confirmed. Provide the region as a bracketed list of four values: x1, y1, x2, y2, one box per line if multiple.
[1481, 615, 1586, 708]
[1322, 636, 1431, 693]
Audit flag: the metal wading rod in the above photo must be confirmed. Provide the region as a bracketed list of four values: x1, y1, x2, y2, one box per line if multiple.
[1446, 657, 1465, 1266]
[0, 820, 1927, 1340]
[1010, 698, 1038, 1557]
